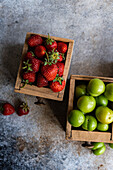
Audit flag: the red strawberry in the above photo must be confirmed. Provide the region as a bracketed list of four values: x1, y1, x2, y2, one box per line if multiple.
[45, 34, 57, 52]
[28, 35, 43, 47]
[57, 42, 67, 53]
[37, 73, 48, 87]
[23, 72, 35, 83]
[23, 58, 41, 73]
[35, 45, 46, 59]
[50, 76, 65, 92]
[41, 64, 58, 81]
[57, 54, 63, 62]
[56, 62, 64, 76]
[0, 103, 15, 115]
[29, 58, 41, 72]
[17, 102, 29, 116]
[24, 51, 35, 60]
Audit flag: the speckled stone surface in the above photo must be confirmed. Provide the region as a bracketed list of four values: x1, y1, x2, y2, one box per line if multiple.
[0, 0, 113, 169]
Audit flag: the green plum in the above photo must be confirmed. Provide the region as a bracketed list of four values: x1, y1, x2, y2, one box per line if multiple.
[92, 142, 106, 155]
[95, 106, 113, 124]
[104, 83, 113, 102]
[92, 142, 104, 150]
[68, 110, 85, 127]
[82, 115, 97, 131]
[95, 95, 108, 107]
[87, 78, 105, 97]
[75, 84, 87, 98]
[97, 122, 109, 131]
[109, 143, 113, 149]
[77, 95, 96, 113]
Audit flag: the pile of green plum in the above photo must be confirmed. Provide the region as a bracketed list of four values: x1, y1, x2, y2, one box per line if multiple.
[68, 78, 113, 155]
[68, 78, 113, 131]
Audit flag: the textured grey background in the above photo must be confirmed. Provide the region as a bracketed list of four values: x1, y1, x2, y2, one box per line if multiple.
[0, 0, 113, 169]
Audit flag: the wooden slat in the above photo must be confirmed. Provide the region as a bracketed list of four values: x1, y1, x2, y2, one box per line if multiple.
[71, 130, 111, 143]
[27, 32, 74, 43]
[66, 78, 75, 139]
[58, 42, 74, 98]
[15, 33, 31, 89]
[71, 75, 113, 82]
[63, 42, 74, 81]
[14, 85, 63, 101]
[15, 84, 59, 96]
[14, 32, 74, 101]
[58, 89, 65, 98]
[108, 141, 113, 143]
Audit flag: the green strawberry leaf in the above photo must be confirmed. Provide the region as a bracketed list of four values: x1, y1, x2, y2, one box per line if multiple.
[52, 75, 64, 85]
[28, 67, 33, 71]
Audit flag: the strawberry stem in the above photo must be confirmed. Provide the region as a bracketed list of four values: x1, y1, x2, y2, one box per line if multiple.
[48, 33, 50, 40]
[44, 51, 49, 62]
[46, 33, 54, 45]
[24, 97, 28, 106]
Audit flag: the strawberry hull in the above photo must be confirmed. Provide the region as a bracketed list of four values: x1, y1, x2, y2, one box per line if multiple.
[15, 32, 74, 101]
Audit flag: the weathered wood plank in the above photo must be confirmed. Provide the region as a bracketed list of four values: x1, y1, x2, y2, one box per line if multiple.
[71, 130, 112, 143]
[66, 78, 75, 139]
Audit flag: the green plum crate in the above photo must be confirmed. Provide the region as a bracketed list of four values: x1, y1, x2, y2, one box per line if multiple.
[14, 32, 74, 101]
[66, 75, 113, 143]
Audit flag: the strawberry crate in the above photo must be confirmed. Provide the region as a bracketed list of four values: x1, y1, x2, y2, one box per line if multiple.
[66, 75, 113, 143]
[14, 32, 74, 101]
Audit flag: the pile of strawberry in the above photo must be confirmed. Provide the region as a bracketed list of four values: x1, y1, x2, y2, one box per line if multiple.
[22, 34, 68, 92]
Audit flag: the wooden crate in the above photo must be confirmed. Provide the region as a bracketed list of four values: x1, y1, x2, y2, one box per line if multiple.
[66, 75, 113, 143]
[14, 32, 74, 101]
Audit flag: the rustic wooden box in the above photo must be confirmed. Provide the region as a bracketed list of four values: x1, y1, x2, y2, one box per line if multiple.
[66, 75, 113, 143]
[14, 32, 74, 101]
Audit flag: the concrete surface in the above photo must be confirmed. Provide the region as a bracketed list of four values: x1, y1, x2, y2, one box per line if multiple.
[0, 0, 113, 169]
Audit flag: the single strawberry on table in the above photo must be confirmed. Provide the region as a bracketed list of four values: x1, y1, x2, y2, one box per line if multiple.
[17, 101, 29, 116]
[28, 35, 43, 47]
[0, 103, 15, 115]
[35, 45, 46, 59]
[50, 75, 65, 92]
[37, 73, 48, 87]
[57, 42, 67, 53]
[56, 62, 64, 77]
[45, 33, 57, 52]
